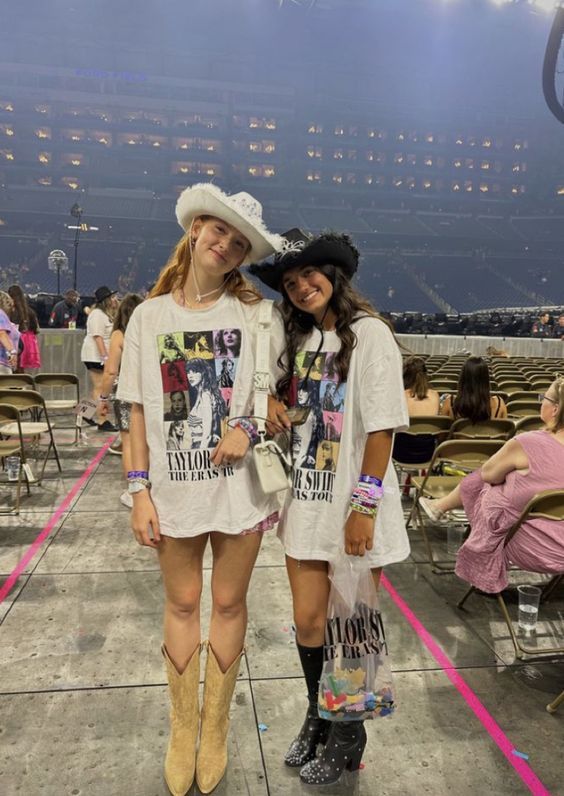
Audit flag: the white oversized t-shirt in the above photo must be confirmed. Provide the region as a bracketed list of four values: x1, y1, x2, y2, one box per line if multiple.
[80, 308, 113, 363]
[117, 292, 280, 538]
[271, 313, 411, 565]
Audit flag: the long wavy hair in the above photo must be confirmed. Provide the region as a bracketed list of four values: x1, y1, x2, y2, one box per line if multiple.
[275, 265, 392, 400]
[452, 356, 491, 423]
[403, 356, 429, 400]
[150, 217, 262, 305]
[8, 284, 38, 333]
[93, 295, 117, 322]
[186, 357, 226, 438]
[113, 293, 143, 334]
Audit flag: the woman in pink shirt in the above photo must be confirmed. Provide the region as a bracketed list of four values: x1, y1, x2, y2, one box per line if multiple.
[420, 378, 564, 593]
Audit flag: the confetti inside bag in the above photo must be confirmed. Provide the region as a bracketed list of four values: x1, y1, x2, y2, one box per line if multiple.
[318, 556, 395, 722]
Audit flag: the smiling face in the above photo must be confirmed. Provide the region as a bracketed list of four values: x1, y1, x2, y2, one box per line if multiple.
[282, 264, 334, 323]
[192, 216, 250, 275]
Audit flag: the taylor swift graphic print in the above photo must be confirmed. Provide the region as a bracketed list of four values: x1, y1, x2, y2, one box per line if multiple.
[289, 350, 347, 502]
[158, 329, 242, 481]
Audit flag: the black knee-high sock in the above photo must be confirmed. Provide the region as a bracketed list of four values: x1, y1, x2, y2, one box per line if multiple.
[297, 642, 324, 706]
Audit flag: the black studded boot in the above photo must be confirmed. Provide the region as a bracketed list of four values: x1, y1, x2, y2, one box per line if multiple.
[299, 721, 367, 786]
[284, 642, 330, 768]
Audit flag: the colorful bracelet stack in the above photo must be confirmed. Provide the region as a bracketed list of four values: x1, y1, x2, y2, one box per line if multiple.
[127, 470, 151, 487]
[350, 474, 384, 517]
[236, 418, 260, 446]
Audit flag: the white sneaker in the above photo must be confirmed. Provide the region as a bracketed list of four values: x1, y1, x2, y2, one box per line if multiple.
[419, 497, 448, 522]
[120, 490, 133, 509]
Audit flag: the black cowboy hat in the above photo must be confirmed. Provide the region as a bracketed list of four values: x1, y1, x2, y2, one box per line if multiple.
[94, 285, 117, 303]
[248, 228, 359, 293]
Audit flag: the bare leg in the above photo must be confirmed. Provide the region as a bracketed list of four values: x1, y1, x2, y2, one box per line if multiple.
[208, 531, 263, 671]
[434, 483, 464, 512]
[158, 534, 208, 673]
[87, 369, 104, 423]
[286, 557, 330, 646]
[372, 566, 382, 591]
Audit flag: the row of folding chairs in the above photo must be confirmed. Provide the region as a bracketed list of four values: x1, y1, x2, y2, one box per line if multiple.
[0, 386, 65, 514]
[0, 372, 81, 442]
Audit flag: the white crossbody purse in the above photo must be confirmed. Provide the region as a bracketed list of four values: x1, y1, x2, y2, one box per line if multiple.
[251, 301, 292, 495]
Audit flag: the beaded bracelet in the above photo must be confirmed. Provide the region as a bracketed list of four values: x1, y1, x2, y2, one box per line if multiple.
[235, 418, 260, 446]
[350, 474, 384, 517]
[127, 470, 149, 480]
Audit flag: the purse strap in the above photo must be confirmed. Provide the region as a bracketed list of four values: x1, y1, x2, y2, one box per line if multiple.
[254, 300, 274, 438]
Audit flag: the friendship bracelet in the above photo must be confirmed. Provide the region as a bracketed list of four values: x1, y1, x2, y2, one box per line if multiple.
[127, 470, 149, 480]
[350, 502, 379, 517]
[350, 493, 381, 510]
[128, 477, 151, 487]
[99, 394, 109, 401]
[235, 418, 260, 445]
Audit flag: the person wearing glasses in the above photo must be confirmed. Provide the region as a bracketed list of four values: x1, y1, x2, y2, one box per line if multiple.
[420, 378, 564, 593]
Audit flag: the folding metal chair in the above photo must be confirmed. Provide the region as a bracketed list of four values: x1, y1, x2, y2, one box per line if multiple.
[514, 416, 545, 434]
[506, 399, 541, 418]
[392, 416, 452, 489]
[429, 379, 458, 392]
[0, 374, 36, 389]
[34, 373, 80, 443]
[449, 418, 515, 441]
[408, 439, 505, 571]
[497, 381, 530, 394]
[0, 389, 62, 483]
[457, 489, 564, 659]
[0, 403, 30, 514]
[547, 691, 564, 714]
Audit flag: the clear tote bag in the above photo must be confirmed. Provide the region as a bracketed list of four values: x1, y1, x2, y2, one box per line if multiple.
[318, 556, 395, 722]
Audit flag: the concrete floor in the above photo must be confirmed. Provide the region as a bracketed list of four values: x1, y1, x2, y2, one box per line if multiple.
[0, 432, 563, 796]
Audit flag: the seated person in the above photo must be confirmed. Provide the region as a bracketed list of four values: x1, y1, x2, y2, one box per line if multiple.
[440, 356, 507, 422]
[392, 356, 440, 465]
[420, 378, 564, 593]
[403, 356, 440, 416]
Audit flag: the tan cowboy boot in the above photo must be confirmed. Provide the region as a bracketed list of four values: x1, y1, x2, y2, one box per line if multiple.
[195, 643, 243, 794]
[162, 644, 201, 796]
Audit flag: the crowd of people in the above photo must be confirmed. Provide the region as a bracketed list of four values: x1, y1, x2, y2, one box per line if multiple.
[1, 181, 562, 796]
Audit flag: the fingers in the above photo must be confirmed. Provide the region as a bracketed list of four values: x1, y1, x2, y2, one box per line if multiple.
[211, 432, 249, 466]
[267, 397, 290, 434]
[131, 506, 161, 548]
[345, 536, 369, 557]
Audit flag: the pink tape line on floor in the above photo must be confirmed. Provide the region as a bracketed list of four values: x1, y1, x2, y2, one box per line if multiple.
[0, 437, 116, 605]
[381, 573, 551, 796]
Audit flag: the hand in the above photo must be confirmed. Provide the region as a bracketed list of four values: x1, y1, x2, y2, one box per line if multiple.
[267, 395, 290, 436]
[211, 426, 250, 467]
[131, 490, 161, 548]
[99, 399, 109, 417]
[8, 352, 17, 368]
[344, 510, 375, 557]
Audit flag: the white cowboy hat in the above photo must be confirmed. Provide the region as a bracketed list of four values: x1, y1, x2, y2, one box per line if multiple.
[175, 182, 283, 264]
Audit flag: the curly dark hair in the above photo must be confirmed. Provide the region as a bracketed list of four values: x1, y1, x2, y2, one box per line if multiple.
[275, 264, 393, 400]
